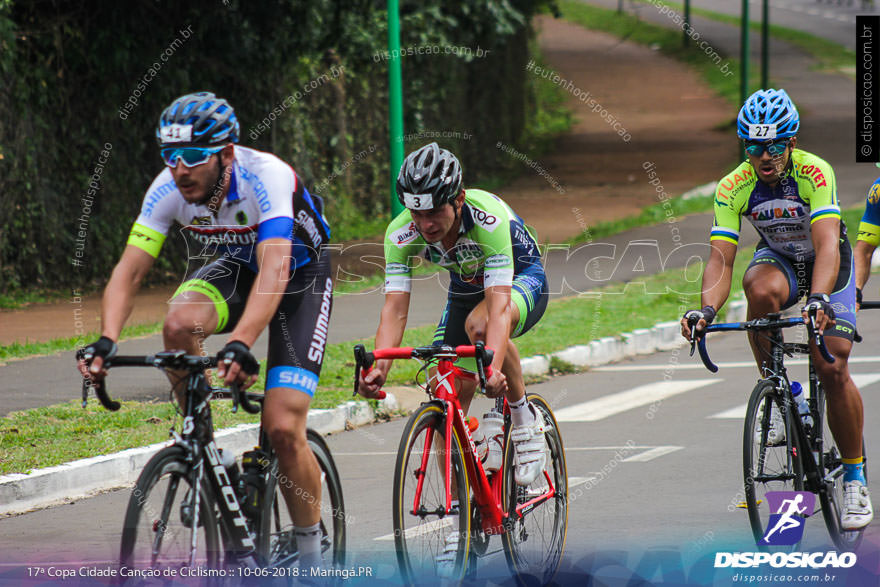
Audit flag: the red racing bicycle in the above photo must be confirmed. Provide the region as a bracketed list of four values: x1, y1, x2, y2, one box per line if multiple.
[353, 342, 567, 584]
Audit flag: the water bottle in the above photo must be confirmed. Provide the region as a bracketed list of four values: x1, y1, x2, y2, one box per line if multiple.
[791, 381, 813, 429]
[482, 410, 505, 473]
[468, 417, 489, 461]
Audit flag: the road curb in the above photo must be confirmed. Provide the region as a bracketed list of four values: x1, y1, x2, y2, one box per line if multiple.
[1, 300, 746, 516]
[0, 395, 399, 517]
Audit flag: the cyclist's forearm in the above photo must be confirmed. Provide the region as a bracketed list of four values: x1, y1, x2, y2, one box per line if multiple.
[101, 258, 149, 340]
[700, 261, 732, 311]
[374, 294, 409, 374]
[485, 289, 511, 371]
[854, 240, 875, 290]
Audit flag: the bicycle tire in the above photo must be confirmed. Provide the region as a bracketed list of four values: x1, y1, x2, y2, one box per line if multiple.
[257, 430, 347, 567]
[119, 446, 220, 584]
[501, 393, 568, 585]
[743, 379, 804, 551]
[392, 402, 471, 583]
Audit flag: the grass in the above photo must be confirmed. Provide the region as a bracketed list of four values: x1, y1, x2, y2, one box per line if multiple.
[0, 288, 71, 310]
[557, 0, 761, 107]
[568, 191, 715, 245]
[631, 0, 855, 74]
[0, 321, 163, 363]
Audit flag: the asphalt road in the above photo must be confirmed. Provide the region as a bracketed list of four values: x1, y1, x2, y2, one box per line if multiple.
[3, 306, 880, 585]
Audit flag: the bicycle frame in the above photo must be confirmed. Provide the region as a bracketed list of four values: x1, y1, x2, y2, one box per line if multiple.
[80, 352, 263, 568]
[358, 344, 558, 536]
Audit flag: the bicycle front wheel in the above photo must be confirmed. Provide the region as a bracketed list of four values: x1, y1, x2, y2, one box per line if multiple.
[119, 446, 220, 584]
[501, 393, 568, 585]
[393, 402, 471, 583]
[257, 430, 347, 567]
[743, 379, 804, 550]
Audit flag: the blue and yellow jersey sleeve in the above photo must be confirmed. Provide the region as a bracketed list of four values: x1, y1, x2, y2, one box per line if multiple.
[710, 161, 754, 246]
[858, 178, 880, 247]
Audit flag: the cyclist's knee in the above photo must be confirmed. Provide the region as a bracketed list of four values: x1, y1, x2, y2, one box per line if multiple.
[163, 313, 208, 347]
[465, 316, 486, 343]
[744, 280, 786, 310]
[815, 360, 851, 392]
[265, 416, 308, 457]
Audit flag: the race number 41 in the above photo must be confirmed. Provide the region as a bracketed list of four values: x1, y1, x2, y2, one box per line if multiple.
[748, 123, 777, 139]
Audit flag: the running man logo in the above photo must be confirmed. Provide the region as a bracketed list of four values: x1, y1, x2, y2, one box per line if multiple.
[761, 491, 816, 546]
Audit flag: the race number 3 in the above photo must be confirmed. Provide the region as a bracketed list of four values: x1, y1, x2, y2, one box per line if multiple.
[748, 124, 777, 140]
[403, 192, 433, 210]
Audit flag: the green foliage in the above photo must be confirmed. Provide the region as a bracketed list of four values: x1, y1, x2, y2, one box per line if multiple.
[0, 0, 554, 295]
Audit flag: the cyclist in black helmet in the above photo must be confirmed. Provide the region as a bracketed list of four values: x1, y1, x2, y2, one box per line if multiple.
[357, 142, 550, 489]
[77, 91, 333, 567]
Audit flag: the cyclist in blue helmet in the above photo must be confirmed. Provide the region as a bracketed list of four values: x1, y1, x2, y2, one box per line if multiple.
[682, 88, 872, 530]
[78, 91, 335, 566]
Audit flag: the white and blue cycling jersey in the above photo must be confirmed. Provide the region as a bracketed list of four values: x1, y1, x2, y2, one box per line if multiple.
[128, 146, 329, 271]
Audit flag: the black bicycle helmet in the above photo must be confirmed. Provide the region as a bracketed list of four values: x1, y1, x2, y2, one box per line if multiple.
[156, 92, 240, 147]
[396, 142, 463, 210]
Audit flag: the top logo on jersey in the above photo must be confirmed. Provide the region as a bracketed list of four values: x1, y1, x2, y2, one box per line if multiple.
[471, 207, 499, 232]
[190, 215, 212, 226]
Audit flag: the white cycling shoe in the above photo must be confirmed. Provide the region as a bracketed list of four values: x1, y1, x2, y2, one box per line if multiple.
[511, 405, 548, 486]
[756, 402, 786, 446]
[841, 480, 874, 530]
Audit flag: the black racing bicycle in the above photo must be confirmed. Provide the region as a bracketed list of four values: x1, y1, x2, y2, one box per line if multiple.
[689, 309, 867, 550]
[76, 350, 345, 581]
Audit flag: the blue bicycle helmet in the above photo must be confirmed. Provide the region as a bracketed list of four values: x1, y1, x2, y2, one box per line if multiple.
[737, 89, 799, 140]
[156, 92, 239, 147]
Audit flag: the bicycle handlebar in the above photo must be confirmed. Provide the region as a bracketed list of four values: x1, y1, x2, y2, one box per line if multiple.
[352, 343, 495, 397]
[691, 311, 835, 373]
[76, 350, 262, 414]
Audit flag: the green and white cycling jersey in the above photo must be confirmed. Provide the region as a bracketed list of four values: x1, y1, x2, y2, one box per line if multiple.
[383, 189, 544, 295]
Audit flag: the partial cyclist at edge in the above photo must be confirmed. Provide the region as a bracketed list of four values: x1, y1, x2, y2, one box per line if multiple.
[77, 92, 333, 567]
[680, 89, 873, 530]
[854, 163, 880, 309]
[356, 142, 550, 484]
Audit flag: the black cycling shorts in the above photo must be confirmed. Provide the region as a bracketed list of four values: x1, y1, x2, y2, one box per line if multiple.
[172, 249, 333, 395]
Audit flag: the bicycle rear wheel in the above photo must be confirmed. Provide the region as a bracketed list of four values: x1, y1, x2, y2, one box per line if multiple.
[257, 429, 347, 567]
[501, 394, 568, 585]
[119, 446, 220, 585]
[393, 402, 470, 583]
[743, 379, 804, 550]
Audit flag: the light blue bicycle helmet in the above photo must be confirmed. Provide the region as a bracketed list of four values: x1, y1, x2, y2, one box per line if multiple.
[156, 92, 239, 147]
[736, 88, 799, 140]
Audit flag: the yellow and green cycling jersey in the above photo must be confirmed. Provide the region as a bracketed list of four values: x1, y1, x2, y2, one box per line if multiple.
[710, 148, 844, 261]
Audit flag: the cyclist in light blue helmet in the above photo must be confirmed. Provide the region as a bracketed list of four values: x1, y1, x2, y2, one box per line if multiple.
[683, 88, 872, 530]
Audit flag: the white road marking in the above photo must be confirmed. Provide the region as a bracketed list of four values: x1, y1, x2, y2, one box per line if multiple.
[621, 446, 683, 462]
[554, 379, 716, 422]
[594, 356, 880, 372]
[708, 374, 880, 420]
[710, 404, 747, 420]
[374, 517, 453, 541]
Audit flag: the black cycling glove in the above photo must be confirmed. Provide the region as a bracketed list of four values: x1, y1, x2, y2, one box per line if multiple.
[217, 341, 260, 376]
[684, 305, 717, 328]
[82, 336, 117, 363]
[804, 294, 835, 321]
